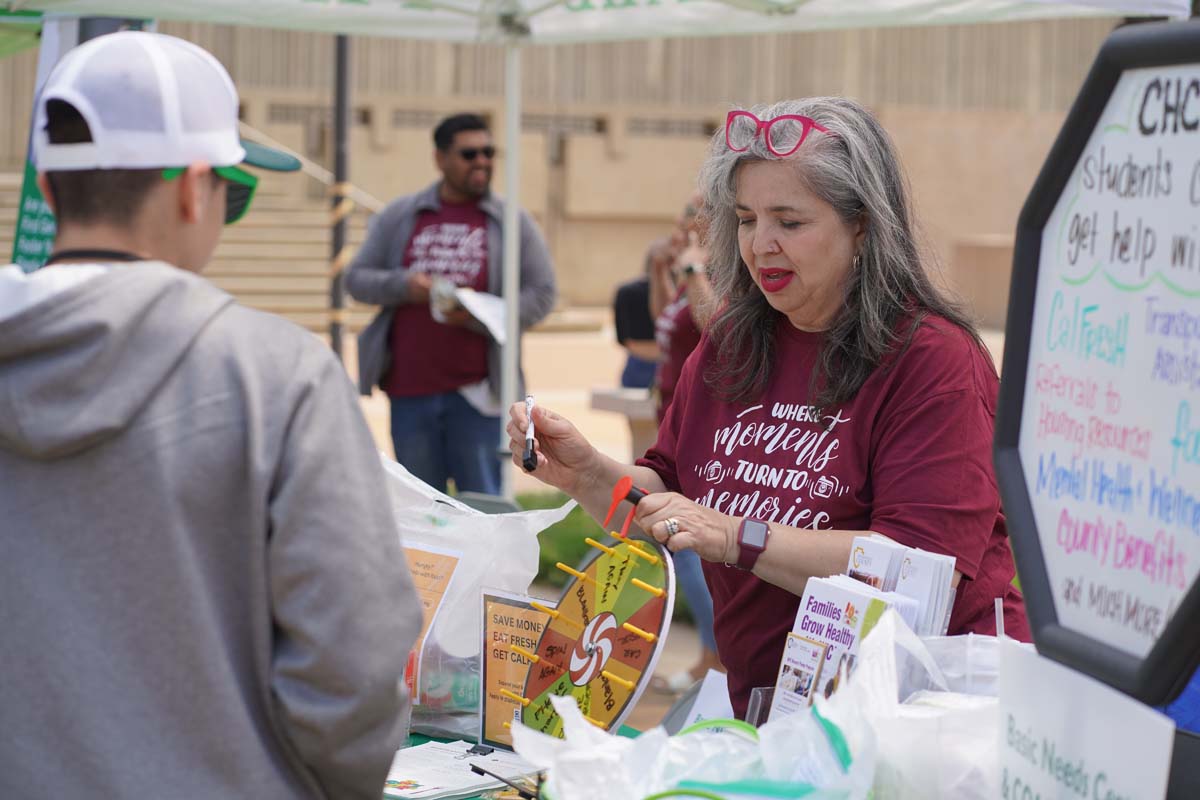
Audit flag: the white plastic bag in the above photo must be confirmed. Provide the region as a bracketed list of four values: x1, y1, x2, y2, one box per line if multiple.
[916, 633, 1009, 697]
[381, 457, 575, 739]
[513, 695, 874, 800]
[821, 610, 1027, 800]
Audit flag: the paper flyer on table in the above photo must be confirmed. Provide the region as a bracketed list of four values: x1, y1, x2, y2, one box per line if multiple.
[681, 669, 735, 728]
[768, 633, 828, 720]
[402, 544, 462, 703]
[383, 740, 538, 800]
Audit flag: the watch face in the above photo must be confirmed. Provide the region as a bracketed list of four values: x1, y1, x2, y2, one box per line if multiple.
[742, 520, 769, 549]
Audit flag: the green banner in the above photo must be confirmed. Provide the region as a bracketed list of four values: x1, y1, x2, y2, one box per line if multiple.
[7, 12, 59, 273]
[11, 159, 56, 273]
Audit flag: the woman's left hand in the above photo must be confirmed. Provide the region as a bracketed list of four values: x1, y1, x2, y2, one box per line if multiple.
[634, 492, 738, 564]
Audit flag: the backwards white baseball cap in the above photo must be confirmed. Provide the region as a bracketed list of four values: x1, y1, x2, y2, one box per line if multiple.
[33, 30, 299, 174]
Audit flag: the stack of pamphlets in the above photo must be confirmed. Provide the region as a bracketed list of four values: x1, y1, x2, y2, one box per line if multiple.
[770, 538, 960, 721]
[383, 740, 538, 800]
[782, 576, 920, 708]
[845, 535, 906, 590]
[845, 535, 957, 637]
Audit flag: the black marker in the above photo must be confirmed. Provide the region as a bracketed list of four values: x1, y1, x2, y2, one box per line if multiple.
[522, 395, 538, 472]
[469, 763, 538, 800]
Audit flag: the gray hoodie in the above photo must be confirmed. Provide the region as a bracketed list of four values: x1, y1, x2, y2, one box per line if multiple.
[0, 261, 421, 799]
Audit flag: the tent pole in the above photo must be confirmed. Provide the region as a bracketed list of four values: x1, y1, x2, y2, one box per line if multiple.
[329, 34, 351, 361]
[499, 40, 522, 500]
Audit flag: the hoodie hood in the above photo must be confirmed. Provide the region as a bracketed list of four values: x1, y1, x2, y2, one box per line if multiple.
[0, 261, 232, 459]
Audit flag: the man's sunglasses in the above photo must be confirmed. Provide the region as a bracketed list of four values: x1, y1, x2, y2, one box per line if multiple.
[457, 145, 496, 162]
[162, 165, 259, 225]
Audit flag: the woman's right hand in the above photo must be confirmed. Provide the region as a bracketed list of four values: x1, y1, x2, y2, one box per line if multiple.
[507, 403, 598, 496]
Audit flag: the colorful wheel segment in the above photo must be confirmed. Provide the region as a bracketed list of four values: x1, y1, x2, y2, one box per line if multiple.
[521, 538, 675, 737]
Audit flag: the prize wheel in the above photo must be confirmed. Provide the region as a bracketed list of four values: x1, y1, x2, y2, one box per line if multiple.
[520, 538, 674, 736]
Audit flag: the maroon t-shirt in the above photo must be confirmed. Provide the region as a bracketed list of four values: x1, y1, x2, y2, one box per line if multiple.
[654, 286, 703, 423]
[637, 314, 1031, 717]
[385, 202, 489, 397]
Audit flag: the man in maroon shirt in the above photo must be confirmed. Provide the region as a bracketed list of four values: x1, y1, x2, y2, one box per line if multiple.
[347, 114, 557, 494]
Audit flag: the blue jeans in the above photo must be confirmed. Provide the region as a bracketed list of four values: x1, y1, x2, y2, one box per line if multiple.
[621, 355, 657, 389]
[389, 391, 501, 495]
[673, 548, 717, 653]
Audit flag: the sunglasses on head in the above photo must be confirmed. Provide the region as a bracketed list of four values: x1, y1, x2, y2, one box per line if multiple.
[162, 165, 259, 225]
[457, 145, 496, 162]
[725, 110, 833, 158]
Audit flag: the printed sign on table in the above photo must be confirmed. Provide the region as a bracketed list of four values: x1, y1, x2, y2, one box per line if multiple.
[480, 590, 554, 750]
[999, 639, 1174, 800]
[402, 544, 461, 703]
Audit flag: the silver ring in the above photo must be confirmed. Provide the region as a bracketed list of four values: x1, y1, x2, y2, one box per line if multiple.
[664, 517, 680, 537]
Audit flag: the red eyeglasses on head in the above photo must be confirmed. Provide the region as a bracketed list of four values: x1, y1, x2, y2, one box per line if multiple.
[724, 110, 833, 158]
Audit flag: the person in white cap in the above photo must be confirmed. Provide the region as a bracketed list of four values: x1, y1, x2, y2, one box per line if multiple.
[0, 31, 422, 799]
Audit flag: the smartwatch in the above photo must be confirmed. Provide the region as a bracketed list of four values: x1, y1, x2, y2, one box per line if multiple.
[734, 518, 770, 571]
[682, 263, 704, 277]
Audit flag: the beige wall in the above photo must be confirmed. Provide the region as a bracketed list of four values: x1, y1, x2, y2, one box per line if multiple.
[882, 107, 1063, 268]
[563, 134, 710, 219]
[556, 219, 671, 305]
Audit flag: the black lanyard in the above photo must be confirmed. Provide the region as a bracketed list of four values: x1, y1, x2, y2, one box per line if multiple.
[44, 249, 145, 266]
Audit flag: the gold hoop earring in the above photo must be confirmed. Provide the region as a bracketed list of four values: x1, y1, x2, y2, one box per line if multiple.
[853, 254, 862, 270]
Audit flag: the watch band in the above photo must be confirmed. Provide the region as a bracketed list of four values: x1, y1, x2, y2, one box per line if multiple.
[735, 518, 770, 571]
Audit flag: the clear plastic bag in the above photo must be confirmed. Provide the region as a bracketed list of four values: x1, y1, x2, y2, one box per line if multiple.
[380, 457, 575, 739]
[513, 695, 874, 800]
[821, 610, 1029, 799]
[914, 633, 1008, 698]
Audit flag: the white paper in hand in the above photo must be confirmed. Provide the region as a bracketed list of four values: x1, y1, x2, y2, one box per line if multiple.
[455, 288, 508, 345]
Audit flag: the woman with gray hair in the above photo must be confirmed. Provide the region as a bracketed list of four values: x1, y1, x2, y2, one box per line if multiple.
[509, 96, 1029, 718]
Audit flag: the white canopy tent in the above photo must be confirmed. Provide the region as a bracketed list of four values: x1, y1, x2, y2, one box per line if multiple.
[10, 0, 1190, 41]
[13, 0, 1191, 494]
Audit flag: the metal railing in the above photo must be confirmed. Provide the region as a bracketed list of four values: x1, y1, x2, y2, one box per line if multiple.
[237, 120, 384, 214]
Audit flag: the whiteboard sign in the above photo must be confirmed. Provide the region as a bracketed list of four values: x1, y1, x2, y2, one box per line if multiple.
[1022, 61, 1200, 658]
[996, 20, 1200, 703]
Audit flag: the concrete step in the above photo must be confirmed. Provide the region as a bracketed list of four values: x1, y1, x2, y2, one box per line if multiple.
[249, 308, 375, 333]
[233, 209, 335, 227]
[231, 294, 365, 312]
[534, 306, 608, 333]
[206, 259, 333, 276]
[212, 240, 341, 260]
[220, 226, 365, 245]
[208, 275, 333, 294]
